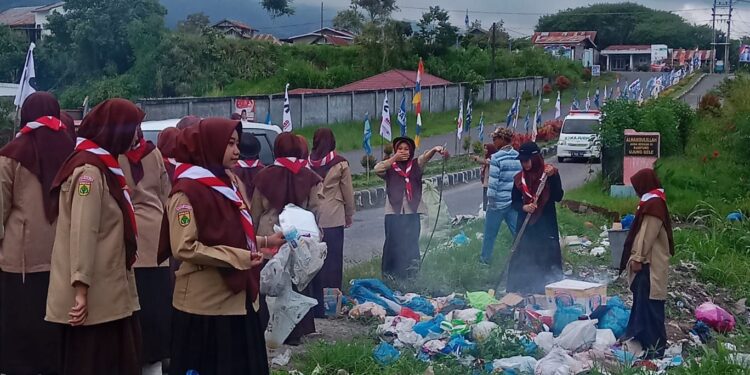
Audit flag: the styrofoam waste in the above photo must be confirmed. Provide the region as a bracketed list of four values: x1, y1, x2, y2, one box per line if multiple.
[593, 329, 616, 352]
[534, 331, 555, 354]
[492, 356, 538, 373]
[472, 321, 498, 342]
[554, 319, 597, 352]
[271, 349, 292, 366]
[590, 247, 606, 256]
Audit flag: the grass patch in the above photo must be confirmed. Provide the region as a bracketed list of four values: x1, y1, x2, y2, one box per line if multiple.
[296, 77, 614, 153]
[564, 176, 640, 216]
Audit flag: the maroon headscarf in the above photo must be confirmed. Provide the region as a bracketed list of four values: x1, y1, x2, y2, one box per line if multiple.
[157, 127, 180, 181]
[59, 111, 77, 140]
[297, 135, 310, 159]
[383, 137, 423, 213]
[513, 153, 557, 225]
[123, 127, 156, 184]
[52, 98, 143, 269]
[176, 115, 201, 130]
[309, 128, 347, 178]
[619, 169, 675, 271]
[163, 118, 260, 298]
[0, 92, 75, 222]
[254, 132, 322, 210]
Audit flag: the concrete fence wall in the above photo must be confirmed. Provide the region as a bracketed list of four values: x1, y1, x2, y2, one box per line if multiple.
[137, 76, 550, 126]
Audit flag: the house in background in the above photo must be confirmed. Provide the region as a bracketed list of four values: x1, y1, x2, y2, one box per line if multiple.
[600, 45, 669, 71]
[282, 27, 355, 46]
[671, 49, 714, 69]
[467, 27, 489, 37]
[531, 31, 598, 67]
[0, 1, 65, 42]
[211, 19, 282, 45]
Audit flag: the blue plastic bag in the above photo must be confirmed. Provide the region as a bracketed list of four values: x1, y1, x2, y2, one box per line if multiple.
[451, 231, 470, 246]
[728, 212, 744, 222]
[621, 214, 635, 230]
[552, 302, 585, 336]
[349, 279, 399, 315]
[404, 296, 435, 316]
[413, 314, 445, 337]
[442, 335, 476, 356]
[373, 342, 401, 366]
[597, 296, 631, 338]
[350, 279, 397, 301]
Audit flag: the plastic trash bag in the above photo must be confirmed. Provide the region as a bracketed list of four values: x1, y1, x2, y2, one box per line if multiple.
[420, 180, 452, 241]
[442, 335, 476, 356]
[534, 332, 555, 354]
[696, 302, 736, 333]
[373, 342, 401, 366]
[451, 231, 470, 246]
[279, 204, 321, 240]
[260, 245, 292, 297]
[593, 329, 616, 352]
[414, 314, 445, 338]
[535, 347, 584, 375]
[472, 321, 499, 342]
[596, 296, 631, 338]
[348, 302, 387, 320]
[555, 319, 597, 352]
[265, 288, 318, 349]
[552, 302, 586, 336]
[621, 214, 635, 230]
[404, 296, 435, 316]
[466, 291, 499, 310]
[289, 237, 327, 291]
[349, 279, 399, 315]
[493, 356, 538, 373]
[727, 211, 744, 222]
[449, 308, 483, 324]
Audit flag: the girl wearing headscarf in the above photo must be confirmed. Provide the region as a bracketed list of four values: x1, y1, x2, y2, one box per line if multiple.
[375, 138, 447, 280]
[156, 127, 180, 182]
[46, 98, 143, 374]
[473, 143, 498, 212]
[233, 132, 264, 201]
[0, 92, 73, 374]
[506, 142, 564, 294]
[164, 118, 282, 375]
[118, 127, 171, 374]
[307, 128, 355, 318]
[620, 168, 674, 359]
[252, 132, 322, 345]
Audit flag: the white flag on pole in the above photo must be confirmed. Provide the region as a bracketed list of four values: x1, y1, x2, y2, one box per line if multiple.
[554, 91, 561, 120]
[456, 98, 464, 140]
[379, 93, 392, 141]
[282, 83, 292, 132]
[14, 43, 36, 108]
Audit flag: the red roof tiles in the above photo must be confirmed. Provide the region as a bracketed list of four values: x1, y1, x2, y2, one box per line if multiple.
[531, 31, 597, 47]
[288, 69, 452, 95]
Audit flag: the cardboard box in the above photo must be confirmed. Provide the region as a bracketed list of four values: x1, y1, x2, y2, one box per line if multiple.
[545, 279, 607, 315]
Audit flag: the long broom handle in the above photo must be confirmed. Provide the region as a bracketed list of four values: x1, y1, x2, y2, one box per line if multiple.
[509, 172, 549, 254]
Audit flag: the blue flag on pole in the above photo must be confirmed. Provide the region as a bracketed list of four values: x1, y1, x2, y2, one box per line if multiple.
[506, 96, 518, 126]
[398, 90, 407, 137]
[265, 111, 271, 125]
[524, 106, 530, 134]
[363, 112, 372, 156]
[478, 112, 485, 142]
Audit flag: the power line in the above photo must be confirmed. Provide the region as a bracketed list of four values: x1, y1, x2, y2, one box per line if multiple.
[398, 6, 714, 17]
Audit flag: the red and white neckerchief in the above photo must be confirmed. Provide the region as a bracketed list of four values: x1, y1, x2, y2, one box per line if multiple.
[391, 159, 415, 201]
[174, 161, 257, 252]
[16, 116, 66, 137]
[520, 172, 534, 200]
[236, 159, 263, 169]
[308, 151, 337, 168]
[274, 157, 307, 174]
[75, 137, 138, 236]
[638, 188, 666, 210]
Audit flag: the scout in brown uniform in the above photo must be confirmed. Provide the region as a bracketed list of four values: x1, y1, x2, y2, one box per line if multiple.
[165, 118, 283, 375]
[621, 168, 674, 359]
[119, 128, 171, 373]
[252, 132, 322, 345]
[0, 92, 74, 374]
[233, 132, 264, 201]
[307, 128, 355, 318]
[47, 98, 143, 375]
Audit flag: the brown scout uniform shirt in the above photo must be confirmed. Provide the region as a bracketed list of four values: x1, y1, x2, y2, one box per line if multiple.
[250, 183, 322, 238]
[374, 153, 430, 215]
[316, 162, 355, 229]
[627, 215, 671, 301]
[119, 150, 171, 268]
[0, 156, 58, 274]
[46, 165, 140, 326]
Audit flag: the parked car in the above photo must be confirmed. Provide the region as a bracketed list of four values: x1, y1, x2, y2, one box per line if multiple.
[140, 119, 282, 165]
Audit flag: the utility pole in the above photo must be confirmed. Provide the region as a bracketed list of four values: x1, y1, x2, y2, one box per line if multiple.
[711, 0, 717, 74]
[712, 0, 733, 74]
[726, 0, 733, 74]
[490, 22, 497, 100]
[320, 2, 324, 31]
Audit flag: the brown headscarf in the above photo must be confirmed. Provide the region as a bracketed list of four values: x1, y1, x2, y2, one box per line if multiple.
[52, 98, 143, 269]
[513, 153, 557, 225]
[59, 111, 77, 140]
[0, 92, 75, 222]
[383, 137, 423, 213]
[176, 115, 201, 130]
[157, 127, 180, 181]
[163, 118, 260, 297]
[254, 132, 322, 211]
[123, 128, 156, 184]
[297, 135, 310, 159]
[309, 128, 347, 178]
[619, 169, 675, 271]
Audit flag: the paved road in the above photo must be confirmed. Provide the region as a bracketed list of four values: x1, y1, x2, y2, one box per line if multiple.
[680, 74, 727, 109]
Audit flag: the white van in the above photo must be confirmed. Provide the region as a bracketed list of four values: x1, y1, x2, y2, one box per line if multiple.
[140, 119, 282, 165]
[557, 110, 601, 163]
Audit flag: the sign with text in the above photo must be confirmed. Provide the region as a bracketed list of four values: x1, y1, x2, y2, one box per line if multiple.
[234, 98, 256, 121]
[592, 65, 601, 77]
[624, 134, 660, 157]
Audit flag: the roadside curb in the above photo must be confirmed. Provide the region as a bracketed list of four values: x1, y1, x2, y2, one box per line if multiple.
[676, 73, 707, 100]
[354, 144, 558, 210]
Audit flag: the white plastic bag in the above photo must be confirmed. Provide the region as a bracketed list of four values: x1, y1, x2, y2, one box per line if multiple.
[493, 356, 538, 373]
[265, 288, 318, 349]
[534, 331, 555, 354]
[472, 321, 499, 342]
[279, 204, 321, 240]
[535, 347, 584, 375]
[593, 329, 616, 352]
[555, 319, 597, 352]
[289, 237, 327, 290]
[260, 245, 292, 297]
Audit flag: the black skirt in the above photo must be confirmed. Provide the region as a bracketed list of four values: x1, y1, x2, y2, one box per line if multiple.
[170, 304, 269, 375]
[310, 226, 345, 318]
[0, 270, 62, 374]
[626, 264, 667, 359]
[506, 205, 564, 294]
[382, 214, 421, 280]
[60, 315, 143, 375]
[134, 267, 171, 364]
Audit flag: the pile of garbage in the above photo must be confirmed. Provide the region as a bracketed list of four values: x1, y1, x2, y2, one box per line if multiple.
[337, 277, 743, 374]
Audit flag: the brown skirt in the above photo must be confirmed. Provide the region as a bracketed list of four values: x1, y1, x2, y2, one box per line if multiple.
[0, 270, 62, 374]
[60, 315, 142, 375]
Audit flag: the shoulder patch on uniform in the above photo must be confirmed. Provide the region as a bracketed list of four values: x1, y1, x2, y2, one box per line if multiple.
[176, 204, 192, 227]
[77, 176, 93, 196]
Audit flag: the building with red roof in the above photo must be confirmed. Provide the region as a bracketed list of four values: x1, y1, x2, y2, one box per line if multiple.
[288, 69, 452, 95]
[531, 31, 598, 66]
[0, 1, 65, 42]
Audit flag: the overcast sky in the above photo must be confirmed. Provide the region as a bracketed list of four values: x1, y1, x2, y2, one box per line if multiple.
[300, 0, 750, 38]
